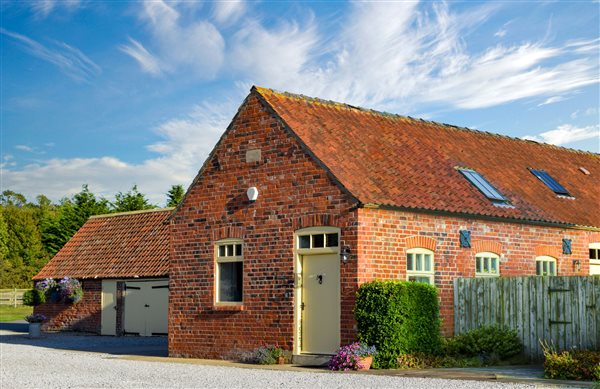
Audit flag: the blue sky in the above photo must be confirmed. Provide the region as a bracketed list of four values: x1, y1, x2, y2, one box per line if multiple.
[1, 0, 599, 206]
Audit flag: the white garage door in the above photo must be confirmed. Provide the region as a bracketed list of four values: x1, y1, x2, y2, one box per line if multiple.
[124, 279, 169, 336]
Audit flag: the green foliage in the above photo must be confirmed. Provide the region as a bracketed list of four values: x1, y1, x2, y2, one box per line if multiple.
[22, 289, 46, 306]
[443, 326, 523, 360]
[542, 344, 600, 381]
[112, 185, 156, 212]
[166, 184, 185, 207]
[249, 345, 285, 364]
[396, 352, 485, 369]
[0, 204, 49, 288]
[42, 185, 110, 256]
[354, 280, 442, 368]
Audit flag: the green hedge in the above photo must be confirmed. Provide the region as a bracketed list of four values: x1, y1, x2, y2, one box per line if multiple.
[22, 289, 46, 306]
[543, 348, 600, 381]
[354, 280, 441, 368]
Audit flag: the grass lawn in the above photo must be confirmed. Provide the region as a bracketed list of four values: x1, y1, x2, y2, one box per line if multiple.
[0, 305, 33, 322]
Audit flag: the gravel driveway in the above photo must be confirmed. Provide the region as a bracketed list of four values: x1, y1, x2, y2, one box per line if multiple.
[1, 329, 538, 389]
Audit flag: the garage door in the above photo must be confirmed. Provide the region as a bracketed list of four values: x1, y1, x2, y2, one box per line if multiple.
[124, 280, 168, 336]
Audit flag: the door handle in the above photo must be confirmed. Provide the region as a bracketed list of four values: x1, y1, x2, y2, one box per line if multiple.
[144, 304, 150, 308]
[316, 275, 323, 284]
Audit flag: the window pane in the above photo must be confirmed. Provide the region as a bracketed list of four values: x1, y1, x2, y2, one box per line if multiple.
[491, 258, 497, 273]
[226, 244, 233, 256]
[235, 244, 242, 256]
[536, 261, 541, 275]
[219, 261, 243, 302]
[409, 275, 431, 284]
[416, 254, 422, 271]
[549, 261, 555, 275]
[312, 234, 324, 248]
[591, 249, 597, 260]
[326, 233, 339, 247]
[476, 257, 482, 273]
[407, 254, 413, 270]
[299, 235, 310, 249]
[218, 245, 226, 257]
[483, 257, 489, 272]
[424, 255, 431, 271]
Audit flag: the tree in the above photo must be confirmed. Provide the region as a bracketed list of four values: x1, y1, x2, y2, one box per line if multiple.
[112, 185, 156, 212]
[166, 184, 185, 207]
[43, 185, 110, 255]
[1, 190, 27, 207]
[0, 204, 48, 288]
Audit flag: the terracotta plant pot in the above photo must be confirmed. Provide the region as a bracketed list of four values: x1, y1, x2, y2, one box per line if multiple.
[276, 356, 285, 365]
[357, 356, 373, 370]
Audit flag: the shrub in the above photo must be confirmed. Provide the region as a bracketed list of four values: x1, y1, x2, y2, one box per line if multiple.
[542, 344, 600, 381]
[355, 281, 441, 368]
[249, 345, 285, 365]
[443, 326, 523, 360]
[22, 289, 46, 306]
[329, 342, 377, 371]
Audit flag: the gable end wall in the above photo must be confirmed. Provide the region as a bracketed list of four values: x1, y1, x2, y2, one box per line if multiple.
[169, 94, 359, 358]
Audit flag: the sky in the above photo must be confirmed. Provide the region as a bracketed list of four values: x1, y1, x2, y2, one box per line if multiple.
[1, 0, 599, 206]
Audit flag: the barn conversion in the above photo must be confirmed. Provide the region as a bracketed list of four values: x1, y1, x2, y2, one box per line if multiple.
[168, 87, 599, 360]
[34, 208, 171, 336]
[33, 86, 599, 362]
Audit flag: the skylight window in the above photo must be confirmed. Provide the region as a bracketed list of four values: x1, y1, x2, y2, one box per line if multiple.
[458, 169, 508, 202]
[529, 169, 570, 196]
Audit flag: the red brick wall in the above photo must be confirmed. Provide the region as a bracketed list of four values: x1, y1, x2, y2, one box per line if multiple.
[34, 279, 101, 333]
[169, 94, 359, 358]
[357, 207, 596, 335]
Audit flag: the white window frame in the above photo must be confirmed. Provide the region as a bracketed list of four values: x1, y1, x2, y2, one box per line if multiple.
[475, 252, 500, 277]
[215, 239, 244, 305]
[406, 248, 434, 285]
[535, 255, 557, 276]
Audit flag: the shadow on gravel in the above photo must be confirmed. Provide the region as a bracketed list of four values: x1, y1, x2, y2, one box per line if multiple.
[0, 322, 28, 333]
[1, 324, 167, 357]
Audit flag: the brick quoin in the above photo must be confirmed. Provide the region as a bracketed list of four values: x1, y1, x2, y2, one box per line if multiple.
[170, 91, 598, 359]
[34, 279, 101, 333]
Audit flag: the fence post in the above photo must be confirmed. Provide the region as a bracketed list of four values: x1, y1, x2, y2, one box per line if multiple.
[13, 288, 17, 307]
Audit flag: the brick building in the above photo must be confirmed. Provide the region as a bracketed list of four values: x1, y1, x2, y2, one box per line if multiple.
[168, 86, 600, 360]
[34, 208, 171, 336]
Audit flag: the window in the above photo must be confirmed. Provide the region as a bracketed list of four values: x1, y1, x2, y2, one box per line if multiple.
[535, 256, 557, 276]
[458, 168, 508, 203]
[590, 243, 600, 276]
[215, 240, 243, 303]
[475, 252, 500, 277]
[529, 169, 570, 196]
[406, 248, 434, 284]
[298, 232, 339, 249]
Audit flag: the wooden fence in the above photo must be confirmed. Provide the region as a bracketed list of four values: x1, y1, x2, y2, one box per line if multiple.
[454, 276, 600, 360]
[0, 289, 28, 307]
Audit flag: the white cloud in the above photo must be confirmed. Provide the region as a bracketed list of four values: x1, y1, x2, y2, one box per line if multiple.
[523, 124, 600, 147]
[15, 145, 34, 152]
[0, 28, 100, 82]
[29, 0, 81, 18]
[122, 1, 225, 78]
[229, 17, 318, 87]
[2, 98, 238, 205]
[537, 96, 567, 107]
[119, 38, 162, 75]
[213, 1, 246, 25]
[494, 29, 507, 38]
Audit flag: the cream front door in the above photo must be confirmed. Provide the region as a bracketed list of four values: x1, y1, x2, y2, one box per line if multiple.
[301, 253, 340, 354]
[101, 280, 117, 335]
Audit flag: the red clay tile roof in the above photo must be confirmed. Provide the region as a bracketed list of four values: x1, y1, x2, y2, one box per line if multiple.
[254, 87, 600, 228]
[34, 208, 172, 280]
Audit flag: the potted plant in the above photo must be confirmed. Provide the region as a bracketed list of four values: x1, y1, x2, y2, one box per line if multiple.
[252, 344, 286, 365]
[329, 342, 377, 371]
[25, 314, 47, 338]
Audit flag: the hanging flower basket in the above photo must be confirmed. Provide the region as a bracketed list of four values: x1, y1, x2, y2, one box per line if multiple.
[35, 277, 84, 304]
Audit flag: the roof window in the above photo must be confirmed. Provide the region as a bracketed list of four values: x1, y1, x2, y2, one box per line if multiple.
[529, 169, 570, 196]
[458, 168, 508, 203]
